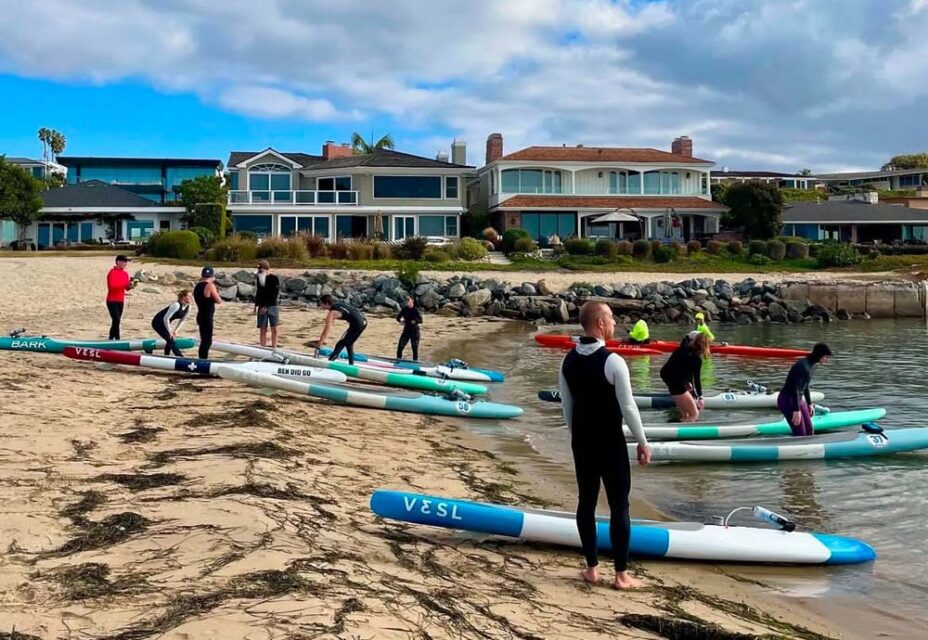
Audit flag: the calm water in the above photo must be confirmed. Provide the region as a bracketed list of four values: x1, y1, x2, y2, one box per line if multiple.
[434, 318, 928, 633]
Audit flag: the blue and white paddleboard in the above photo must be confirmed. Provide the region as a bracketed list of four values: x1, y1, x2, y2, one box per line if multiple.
[370, 490, 875, 565]
[318, 346, 505, 383]
[214, 365, 523, 420]
[636, 427, 928, 462]
[539, 388, 826, 410]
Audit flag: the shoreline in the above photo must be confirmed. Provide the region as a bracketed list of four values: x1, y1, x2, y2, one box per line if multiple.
[0, 255, 867, 638]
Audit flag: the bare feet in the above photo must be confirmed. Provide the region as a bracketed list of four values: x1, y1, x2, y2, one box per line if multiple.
[581, 566, 600, 584]
[612, 571, 642, 589]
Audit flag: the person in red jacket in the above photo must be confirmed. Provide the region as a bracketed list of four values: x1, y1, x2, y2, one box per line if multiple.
[106, 255, 136, 340]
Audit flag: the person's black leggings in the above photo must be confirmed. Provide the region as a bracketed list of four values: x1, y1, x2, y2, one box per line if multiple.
[329, 323, 366, 365]
[151, 317, 184, 357]
[396, 326, 420, 360]
[198, 319, 214, 359]
[571, 437, 632, 571]
[107, 301, 124, 340]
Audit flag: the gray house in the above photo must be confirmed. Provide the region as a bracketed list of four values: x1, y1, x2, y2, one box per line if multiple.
[782, 196, 928, 243]
[226, 141, 472, 241]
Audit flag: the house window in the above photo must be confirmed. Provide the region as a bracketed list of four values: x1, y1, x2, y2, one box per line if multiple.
[419, 216, 445, 236]
[500, 168, 562, 193]
[374, 176, 442, 199]
[281, 215, 330, 239]
[445, 176, 458, 199]
[227, 172, 239, 190]
[249, 163, 291, 202]
[446, 216, 458, 236]
[159, 220, 171, 231]
[318, 176, 354, 203]
[232, 214, 273, 237]
[393, 215, 416, 239]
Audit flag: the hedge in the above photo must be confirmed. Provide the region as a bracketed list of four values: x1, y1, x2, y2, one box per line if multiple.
[632, 239, 652, 260]
[149, 230, 200, 260]
[502, 228, 531, 254]
[457, 237, 488, 261]
[766, 239, 786, 261]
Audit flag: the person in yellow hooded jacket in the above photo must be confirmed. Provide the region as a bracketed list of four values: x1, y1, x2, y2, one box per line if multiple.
[694, 311, 715, 342]
[627, 316, 650, 345]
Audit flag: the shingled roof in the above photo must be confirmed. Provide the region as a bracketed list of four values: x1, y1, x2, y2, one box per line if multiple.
[40, 180, 165, 208]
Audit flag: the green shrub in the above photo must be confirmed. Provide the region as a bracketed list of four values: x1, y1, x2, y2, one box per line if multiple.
[748, 240, 767, 256]
[299, 233, 327, 258]
[501, 228, 531, 254]
[686, 240, 702, 255]
[396, 264, 420, 287]
[785, 241, 809, 260]
[706, 240, 724, 255]
[653, 245, 674, 263]
[372, 242, 392, 260]
[749, 253, 772, 265]
[650, 240, 662, 257]
[457, 236, 488, 261]
[206, 234, 257, 262]
[595, 239, 618, 259]
[423, 248, 451, 263]
[188, 203, 225, 237]
[393, 236, 428, 260]
[766, 239, 786, 261]
[565, 238, 595, 255]
[669, 240, 685, 258]
[726, 240, 743, 254]
[348, 243, 374, 260]
[815, 241, 861, 268]
[513, 237, 538, 253]
[257, 237, 309, 262]
[868, 248, 881, 260]
[149, 230, 200, 260]
[632, 239, 652, 260]
[187, 226, 216, 249]
[616, 240, 633, 256]
[236, 230, 259, 242]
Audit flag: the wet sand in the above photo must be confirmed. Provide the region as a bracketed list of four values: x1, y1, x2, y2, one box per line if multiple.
[0, 256, 862, 638]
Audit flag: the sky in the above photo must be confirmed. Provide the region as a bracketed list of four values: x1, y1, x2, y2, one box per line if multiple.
[1, 0, 927, 173]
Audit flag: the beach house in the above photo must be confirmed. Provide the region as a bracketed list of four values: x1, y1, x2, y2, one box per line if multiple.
[471, 134, 726, 245]
[225, 141, 472, 241]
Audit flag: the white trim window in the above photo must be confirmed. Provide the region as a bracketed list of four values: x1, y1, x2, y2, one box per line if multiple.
[374, 175, 443, 199]
[317, 175, 355, 204]
[248, 163, 292, 202]
[500, 168, 562, 194]
[392, 215, 417, 240]
[279, 215, 331, 240]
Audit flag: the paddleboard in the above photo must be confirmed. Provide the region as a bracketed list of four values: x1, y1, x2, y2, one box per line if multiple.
[63, 347, 347, 383]
[212, 341, 488, 396]
[213, 365, 523, 420]
[370, 490, 875, 565]
[317, 346, 505, 383]
[534, 333, 807, 359]
[1, 335, 196, 354]
[634, 427, 928, 462]
[538, 388, 825, 410]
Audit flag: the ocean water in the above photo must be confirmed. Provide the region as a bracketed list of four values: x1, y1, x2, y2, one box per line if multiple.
[433, 318, 928, 636]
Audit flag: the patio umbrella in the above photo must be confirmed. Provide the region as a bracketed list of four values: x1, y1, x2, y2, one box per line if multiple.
[591, 208, 638, 223]
[373, 211, 384, 239]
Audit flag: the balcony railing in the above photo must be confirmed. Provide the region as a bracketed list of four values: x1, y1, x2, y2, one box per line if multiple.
[228, 190, 359, 205]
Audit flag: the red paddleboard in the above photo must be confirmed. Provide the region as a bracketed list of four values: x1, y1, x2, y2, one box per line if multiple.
[534, 333, 806, 359]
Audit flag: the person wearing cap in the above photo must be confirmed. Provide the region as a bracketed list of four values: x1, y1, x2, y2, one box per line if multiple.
[693, 312, 715, 342]
[778, 343, 832, 436]
[105, 255, 136, 340]
[254, 260, 281, 349]
[193, 266, 222, 359]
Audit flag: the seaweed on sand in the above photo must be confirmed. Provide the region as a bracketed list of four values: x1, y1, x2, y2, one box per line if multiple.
[41, 562, 150, 601]
[95, 473, 186, 492]
[52, 512, 152, 557]
[148, 441, 296, 467]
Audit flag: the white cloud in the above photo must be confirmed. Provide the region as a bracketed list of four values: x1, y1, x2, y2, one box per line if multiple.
[0, 0, 926, 171]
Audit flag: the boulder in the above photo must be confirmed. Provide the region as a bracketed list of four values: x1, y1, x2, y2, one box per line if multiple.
[463, 288, 492, 308]
[304, 283, 322, 298]
[616, 283, 640, 299]
[233, 270, 256, 284]
[218, 285, 238, 301]
[520, 282, 538, 295]
[236, 283, 255, 298]
[215, 274, 237, 288]
[700, 300, 720, 315]
[767, 301, 788, 323]
[419, 289, 443, 310]
[159, 272, 178, 286]
[285, 277, 308, 294]
[593, 284, 614, 297]
[448, 282, 467, 298]
[536, 279, 553, 295]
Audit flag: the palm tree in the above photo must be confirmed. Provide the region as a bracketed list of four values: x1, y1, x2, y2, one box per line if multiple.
[37, 127, 51, 167]
[350, 132, 395, 155]
[49, 130, 66, 160]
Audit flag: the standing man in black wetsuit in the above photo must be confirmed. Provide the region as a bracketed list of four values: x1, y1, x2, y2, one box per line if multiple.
[193, 266, 222, 359]
[254, 260, 281, 349]
[314, 294, 367, 364]
[395, 296, 423, 360]
[559, 301, 651, 590]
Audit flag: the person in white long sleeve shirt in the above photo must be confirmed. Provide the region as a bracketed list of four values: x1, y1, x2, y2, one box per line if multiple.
[150, 290, 192, 356]
[558, 301, 651, 590]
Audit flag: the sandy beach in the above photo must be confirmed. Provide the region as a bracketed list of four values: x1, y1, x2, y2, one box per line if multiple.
[0, 256, 861, 639]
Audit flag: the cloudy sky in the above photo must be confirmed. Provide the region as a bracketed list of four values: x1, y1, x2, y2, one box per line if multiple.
[1, 0, 926, 172]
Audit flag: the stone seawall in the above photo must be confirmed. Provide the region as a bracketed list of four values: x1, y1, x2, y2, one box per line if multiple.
[780, 281, 927, 318]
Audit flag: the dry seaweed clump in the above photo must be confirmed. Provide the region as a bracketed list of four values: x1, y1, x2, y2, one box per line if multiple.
[40, 562, 150, 601]
[0, 630, 43, 640]
[53, 512, 152, 557]
[148, 440, 296, 466]
[95, 472, 186, 492]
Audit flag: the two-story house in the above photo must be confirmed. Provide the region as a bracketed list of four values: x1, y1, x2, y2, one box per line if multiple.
[226, 140, 472, 242]
[472, 134, 726, 245]
[18, 156, 222, 248]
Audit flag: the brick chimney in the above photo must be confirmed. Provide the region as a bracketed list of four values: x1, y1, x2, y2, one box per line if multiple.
[671, 136, 693, 157]
[323, 141, 353, 160]
[486, 133, 503, 164]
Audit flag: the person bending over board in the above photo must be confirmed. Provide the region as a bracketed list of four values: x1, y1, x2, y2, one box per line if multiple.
[151, 290, 192, 356]
[395, 296, 423, 360]
[194, 267, 222, 359]
[778, 342, 832, 436]
[558, 301, 651, 590]
[659, 332, 710, 423]
[314, 295, 367, 365]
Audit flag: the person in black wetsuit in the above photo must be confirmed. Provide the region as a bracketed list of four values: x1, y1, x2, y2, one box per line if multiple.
[151, 290, 192, 356]
[659, 331, 710, 422]
[778, 342, 832, 436]
[395, 296, 423, 360]
[315, 294, 367, 364]
[193, 266, 222, 359]
[558, 301, 651, 590]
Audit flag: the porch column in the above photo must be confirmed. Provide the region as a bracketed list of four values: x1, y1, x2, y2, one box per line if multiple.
[851, 224, 858, 243]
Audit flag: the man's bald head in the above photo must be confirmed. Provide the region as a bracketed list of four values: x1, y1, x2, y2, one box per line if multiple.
[578, 302, 615, 339]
